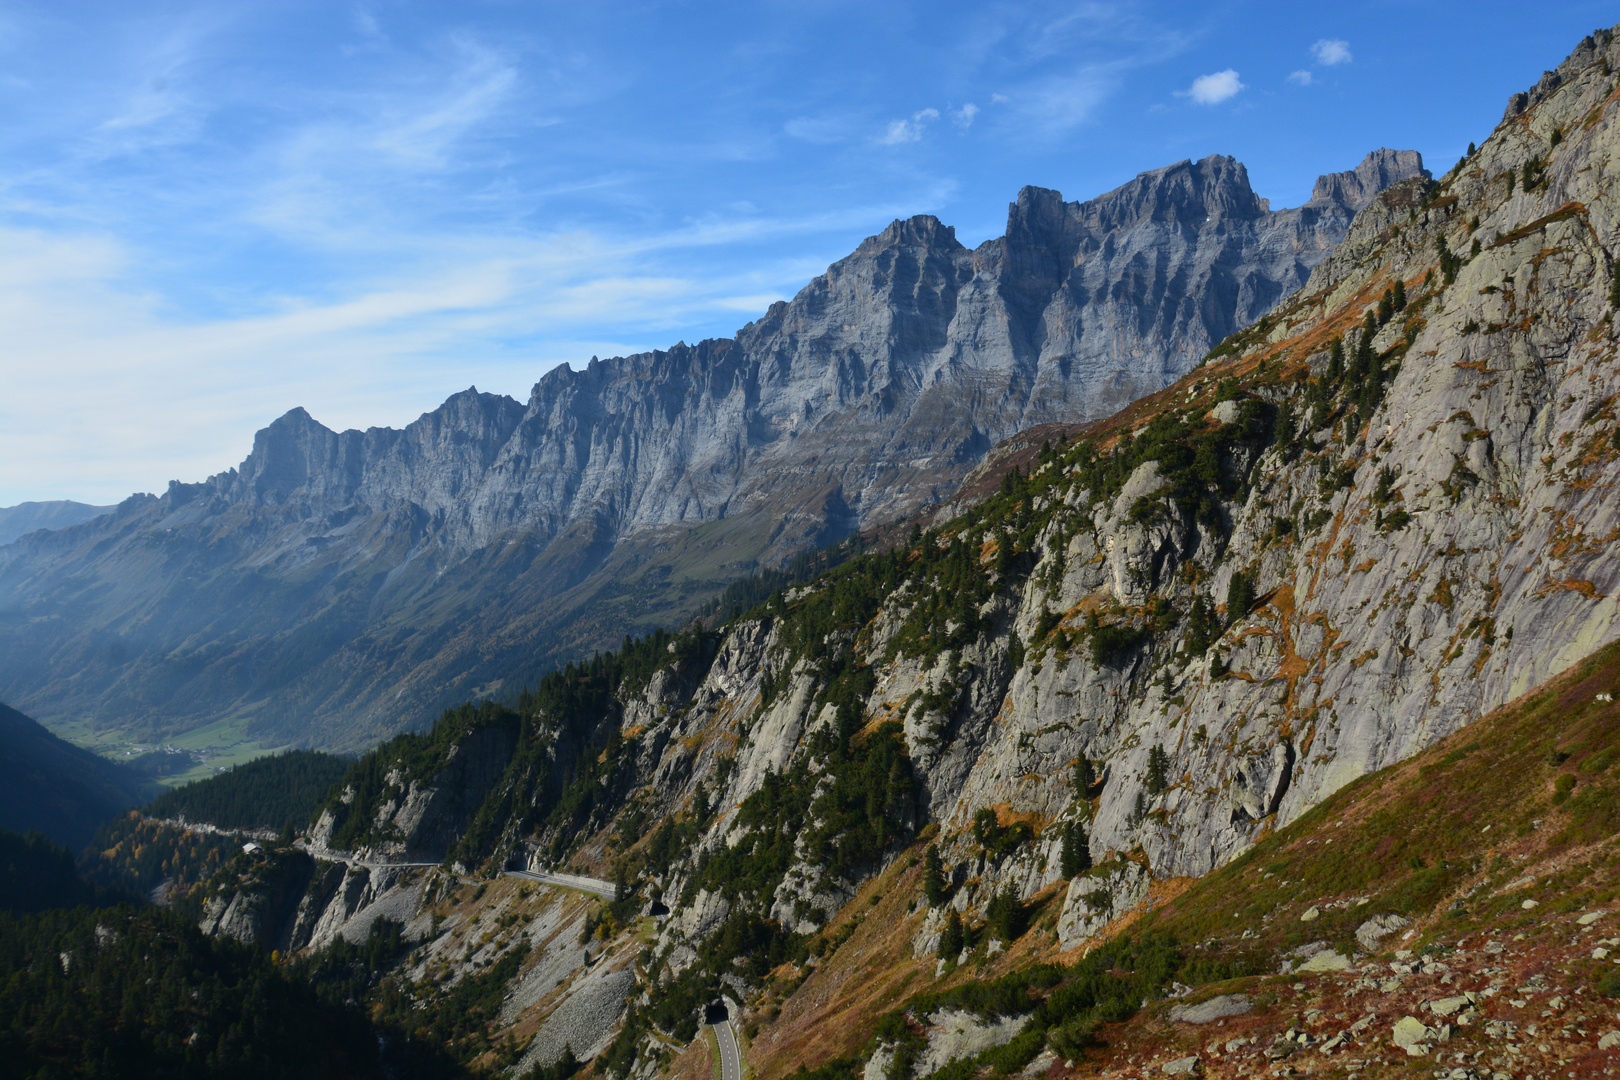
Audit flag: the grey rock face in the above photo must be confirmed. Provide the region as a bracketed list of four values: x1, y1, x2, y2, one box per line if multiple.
[308, 720, 517, 862]
[581, 25, 1620, 994]
[0, 151, 1421, 748]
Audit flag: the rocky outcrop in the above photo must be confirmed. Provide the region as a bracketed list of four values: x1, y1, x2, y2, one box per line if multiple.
[0, 151, 1421, 749]
[196, 849, 317, 950]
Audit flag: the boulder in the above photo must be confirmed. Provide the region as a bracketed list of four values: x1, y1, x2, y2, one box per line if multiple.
[1391, 1016, 1433, 1052]
[1296, 949, 1351, 973]
[1428, 996, 1473, 1017]
[1354, 913, 1409, 952]
[1168, 995, 1251, 1024]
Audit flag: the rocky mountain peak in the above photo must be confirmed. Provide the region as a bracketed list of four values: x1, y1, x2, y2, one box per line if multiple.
[1503, 26, 1612, 120]
[852, 214, 964, 258]
[1308, 147, 1430, 210]
[1071, 154, 1268, 233]
[238, 406, 341, 500]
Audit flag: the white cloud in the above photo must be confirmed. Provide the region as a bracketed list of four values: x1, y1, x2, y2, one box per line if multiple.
[1311, 39, 1351, 65]
[990, 92, 1010, 105]
[950, 103, 979, 130]
[878, 108, 940, 145]
[1187, 69, 1244, 105]
[1287, 70, 1313, 86]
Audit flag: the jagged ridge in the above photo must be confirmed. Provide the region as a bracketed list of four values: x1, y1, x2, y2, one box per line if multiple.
[0, 151, 1421, 749]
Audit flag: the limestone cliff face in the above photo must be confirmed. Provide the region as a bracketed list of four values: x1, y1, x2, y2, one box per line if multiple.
[307, 720, 519, 864]
[0, 152, 1419, 748]
[182, 27, 1620, 1073]
[526, 24, 1620, 982]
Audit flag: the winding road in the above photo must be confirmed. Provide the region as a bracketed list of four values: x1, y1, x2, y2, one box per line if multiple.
[503, 868, 617, 900]
[711, 1013, 742, 1080]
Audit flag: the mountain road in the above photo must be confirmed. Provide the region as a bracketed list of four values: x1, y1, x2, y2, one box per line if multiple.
[504, 868, 617, 900]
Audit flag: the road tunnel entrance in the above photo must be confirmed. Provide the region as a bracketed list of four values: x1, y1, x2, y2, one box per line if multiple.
[704, 1000, 729, 1024]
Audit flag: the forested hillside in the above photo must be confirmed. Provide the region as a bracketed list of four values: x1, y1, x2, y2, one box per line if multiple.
[144, 749, 350, 832]
[0, 904, 388, 1079]
[0, 702, 150, 849]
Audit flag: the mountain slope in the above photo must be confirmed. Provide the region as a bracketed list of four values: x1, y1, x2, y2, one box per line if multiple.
[0, 701, 152, 849]
[0, 500, 115, 546]
[738, 635, 1620, 1080]
[0, 151, 1422, 750]
[184, 21, 1620, 1080]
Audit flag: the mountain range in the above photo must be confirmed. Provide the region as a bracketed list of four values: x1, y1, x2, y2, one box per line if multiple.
[0, 149, 1425, 750]
[189, 18, 1620, 1072]
[9, 22, 1620, 1080]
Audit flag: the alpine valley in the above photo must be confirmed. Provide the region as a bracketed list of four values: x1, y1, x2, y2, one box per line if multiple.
[9, 21, 1620, 1080]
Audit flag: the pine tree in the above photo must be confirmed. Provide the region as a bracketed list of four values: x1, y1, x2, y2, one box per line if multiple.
[973, 808, 1001, 851]
[1611, 262, 1620, 310]
[1184, 595, 1216, 655]
[994, 530, 1013, 577]
[922, 845, 946, 906]
[614, 863, 633, 902]
[1377, 289, 1394, 326]
[1272, 401, 1296, 452]
[1225, 571, 1255, 625]
[1074, 755, 1097, 795]
[987, 885, 1026, 942]
[938, 910, 965, 960]
[1146, 744, 1171, 795]
[1327, 337, 1344, 379]
[1060, 821, 1091, 878]
[1392, 279, 1407, 311]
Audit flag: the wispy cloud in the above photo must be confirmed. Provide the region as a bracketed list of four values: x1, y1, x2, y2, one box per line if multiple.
[369, 41, 519, 168]
[878, 108, 939, 145]
[82, 11, 234, 160]
[1287, 70, 1313, 86]
[0, 0, 1400, 507]
[967, 5, 1190, 137]
[1311, 38, 1351, 65]
[1002, 63, 1124, 132]
[1186, 69, 1244, 105]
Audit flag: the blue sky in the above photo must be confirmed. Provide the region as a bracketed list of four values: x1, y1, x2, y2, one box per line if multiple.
[1, 0, 1613, 505]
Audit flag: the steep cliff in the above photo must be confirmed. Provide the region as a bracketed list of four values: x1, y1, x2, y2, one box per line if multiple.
[236, 23, 1620, 1080]
[0, 151, 1421, 749]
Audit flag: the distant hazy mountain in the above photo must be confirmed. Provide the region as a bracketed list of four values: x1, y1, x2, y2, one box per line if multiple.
[0, 150, 1425, 750]
[0, 702, 152, 849]
[0, 500, 115, 546]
